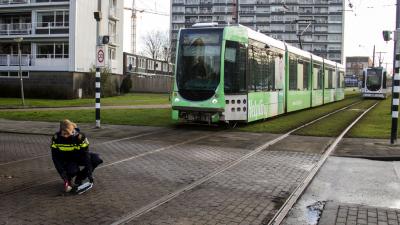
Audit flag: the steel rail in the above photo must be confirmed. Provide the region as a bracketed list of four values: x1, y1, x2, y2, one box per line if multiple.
[110, 100, 364, 225]
[267, 101, 379, 225]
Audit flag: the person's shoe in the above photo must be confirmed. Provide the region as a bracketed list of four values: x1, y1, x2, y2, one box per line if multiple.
[64, 180, 72, 193]
[74, 177, 83, 187]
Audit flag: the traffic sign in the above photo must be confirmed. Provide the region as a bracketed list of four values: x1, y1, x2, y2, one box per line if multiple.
[96, 45, 105, 67]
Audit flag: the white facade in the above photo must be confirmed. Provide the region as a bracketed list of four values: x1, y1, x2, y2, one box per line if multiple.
[0, 0, 124, 77]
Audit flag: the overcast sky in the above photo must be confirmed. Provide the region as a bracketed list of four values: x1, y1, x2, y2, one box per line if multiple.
[123, 0, 397, 70]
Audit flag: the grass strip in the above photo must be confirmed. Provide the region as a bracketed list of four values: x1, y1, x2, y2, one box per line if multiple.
[0, 93, 170, 108]
[294, 99, 377, 137]
[0, 108, 174, 127]
[347, 97, 400, 139]
[237, 96, 362, 133]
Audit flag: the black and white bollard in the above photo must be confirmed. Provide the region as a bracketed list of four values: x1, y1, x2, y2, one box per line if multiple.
[392, 59, 399, 144]
[95, 67, 101, 128]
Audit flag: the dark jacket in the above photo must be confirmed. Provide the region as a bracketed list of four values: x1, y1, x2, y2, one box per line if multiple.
[50, 129, 92, 181]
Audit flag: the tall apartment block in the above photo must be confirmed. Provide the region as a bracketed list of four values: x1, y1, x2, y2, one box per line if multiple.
[171, 0, 344, 63]
[0, 0, 123, 99]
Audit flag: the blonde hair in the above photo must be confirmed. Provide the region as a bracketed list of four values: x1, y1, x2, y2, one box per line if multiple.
[60, 119, 77, 132]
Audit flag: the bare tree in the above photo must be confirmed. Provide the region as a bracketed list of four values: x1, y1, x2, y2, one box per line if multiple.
[141, 30, 171, 62]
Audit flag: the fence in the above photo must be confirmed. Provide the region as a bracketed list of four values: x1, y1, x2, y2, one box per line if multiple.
[123, 52, 174, 93]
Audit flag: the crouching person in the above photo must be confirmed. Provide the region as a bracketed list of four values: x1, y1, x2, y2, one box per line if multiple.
[51, 119, 103, 193]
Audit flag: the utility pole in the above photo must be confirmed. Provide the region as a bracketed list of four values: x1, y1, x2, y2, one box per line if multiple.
[233, 0, 239, 24]
[14, 37, 25, 107]
[94, 0, 102, 128]
[131, 0, 136, 54]
[390, 0, 400, 144]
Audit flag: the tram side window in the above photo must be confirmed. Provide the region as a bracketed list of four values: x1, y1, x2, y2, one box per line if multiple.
[260, 50, 275, 91]
[248, 46, 257, 91]
[224, 41, 247, 93]
[297, 60, 304, 90]
[328, 69, 333, 89]
[324, 69, 333, 89]
[303, 61, 310, 90]
[313, 65, 322, 90]
[248, 42, 277, 91]
[268, 55, 276, 91]
[289, 55, 297, 90]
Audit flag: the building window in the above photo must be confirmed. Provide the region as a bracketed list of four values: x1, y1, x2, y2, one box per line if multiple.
[37, 11, 69, 27]
[37, 42, 69, 58]
[0, 71, 29, 78]
[108, 47, 116, 60]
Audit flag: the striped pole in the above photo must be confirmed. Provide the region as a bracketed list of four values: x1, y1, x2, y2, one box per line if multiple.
[95, 67, 101, 128]
[391, 29, 400, 144]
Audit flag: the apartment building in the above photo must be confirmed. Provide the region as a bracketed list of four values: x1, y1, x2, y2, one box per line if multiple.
[0, 0, 123, 98]
[170, 0, 344, 63]
[346, 56, 372, 79]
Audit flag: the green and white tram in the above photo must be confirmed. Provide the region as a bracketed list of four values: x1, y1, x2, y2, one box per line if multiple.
[171, 24, 345, 124]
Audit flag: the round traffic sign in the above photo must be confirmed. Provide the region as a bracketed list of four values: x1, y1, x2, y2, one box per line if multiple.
[98, 49, 104, 63]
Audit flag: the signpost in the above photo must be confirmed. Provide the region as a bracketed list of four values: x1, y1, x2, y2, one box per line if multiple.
[96, 45, 105, 68]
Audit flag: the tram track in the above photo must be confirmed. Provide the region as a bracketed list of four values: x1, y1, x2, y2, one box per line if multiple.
[1, 98, 372, 224]
[109, 99, 370, 224]
[268, 100, 379, 225]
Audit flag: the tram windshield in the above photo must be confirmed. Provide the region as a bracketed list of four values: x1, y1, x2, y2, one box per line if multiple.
[176, 28, 222, 101]
[366, 69, 382, 91]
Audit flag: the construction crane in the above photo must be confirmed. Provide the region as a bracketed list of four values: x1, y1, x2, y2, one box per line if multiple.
[124, 0, 168, 54]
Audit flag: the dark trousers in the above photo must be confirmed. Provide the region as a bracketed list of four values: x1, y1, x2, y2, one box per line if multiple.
[64, 153, 103, 182]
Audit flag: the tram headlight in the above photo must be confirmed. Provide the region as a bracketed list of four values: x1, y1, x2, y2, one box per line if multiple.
[212, 99, 218, 104]
[174, 97, 180, 102]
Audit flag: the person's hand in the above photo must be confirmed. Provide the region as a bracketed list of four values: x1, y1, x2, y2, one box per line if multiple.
[64, 179, 72, 192]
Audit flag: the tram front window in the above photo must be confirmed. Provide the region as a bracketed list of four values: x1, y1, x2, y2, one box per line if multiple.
[176, 28, 222, 101]
[366, 69, 382, 91]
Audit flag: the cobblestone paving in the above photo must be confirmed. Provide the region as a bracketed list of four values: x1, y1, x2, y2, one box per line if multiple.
[0, 128, 329, 225]
[0, 129, 211, 194]
[0, 132, 262, 224]
[319, 202, 400, 225]
[0, 133, 51, 163]
[128, 150, 320, 225]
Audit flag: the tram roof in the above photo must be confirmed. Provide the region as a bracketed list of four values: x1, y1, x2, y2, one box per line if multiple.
[324, 59, 337, 67]
[243, 26, 286, 50]
[286, 44, 312, 60]
[311, 55, 324, 64]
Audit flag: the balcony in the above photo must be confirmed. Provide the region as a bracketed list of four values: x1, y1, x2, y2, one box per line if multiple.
[0, 0, 68, 5]
[0, 54, 69, 71]
[0, 54, 31, 66]
[0, 23, 32, 35]
[0, 22, 69, 36]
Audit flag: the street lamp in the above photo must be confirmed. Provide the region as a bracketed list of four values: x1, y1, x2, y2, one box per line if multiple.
[14, 37, 25, 107]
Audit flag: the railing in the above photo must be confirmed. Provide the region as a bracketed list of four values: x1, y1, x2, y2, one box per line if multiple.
[0, 22, 69, 35]
[0, 0, 68, 5]
[0, 23, 32, 35]
[36, 53, 68, 59]
[0, 0, 29, 4]
[0, 54, 31, 66]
